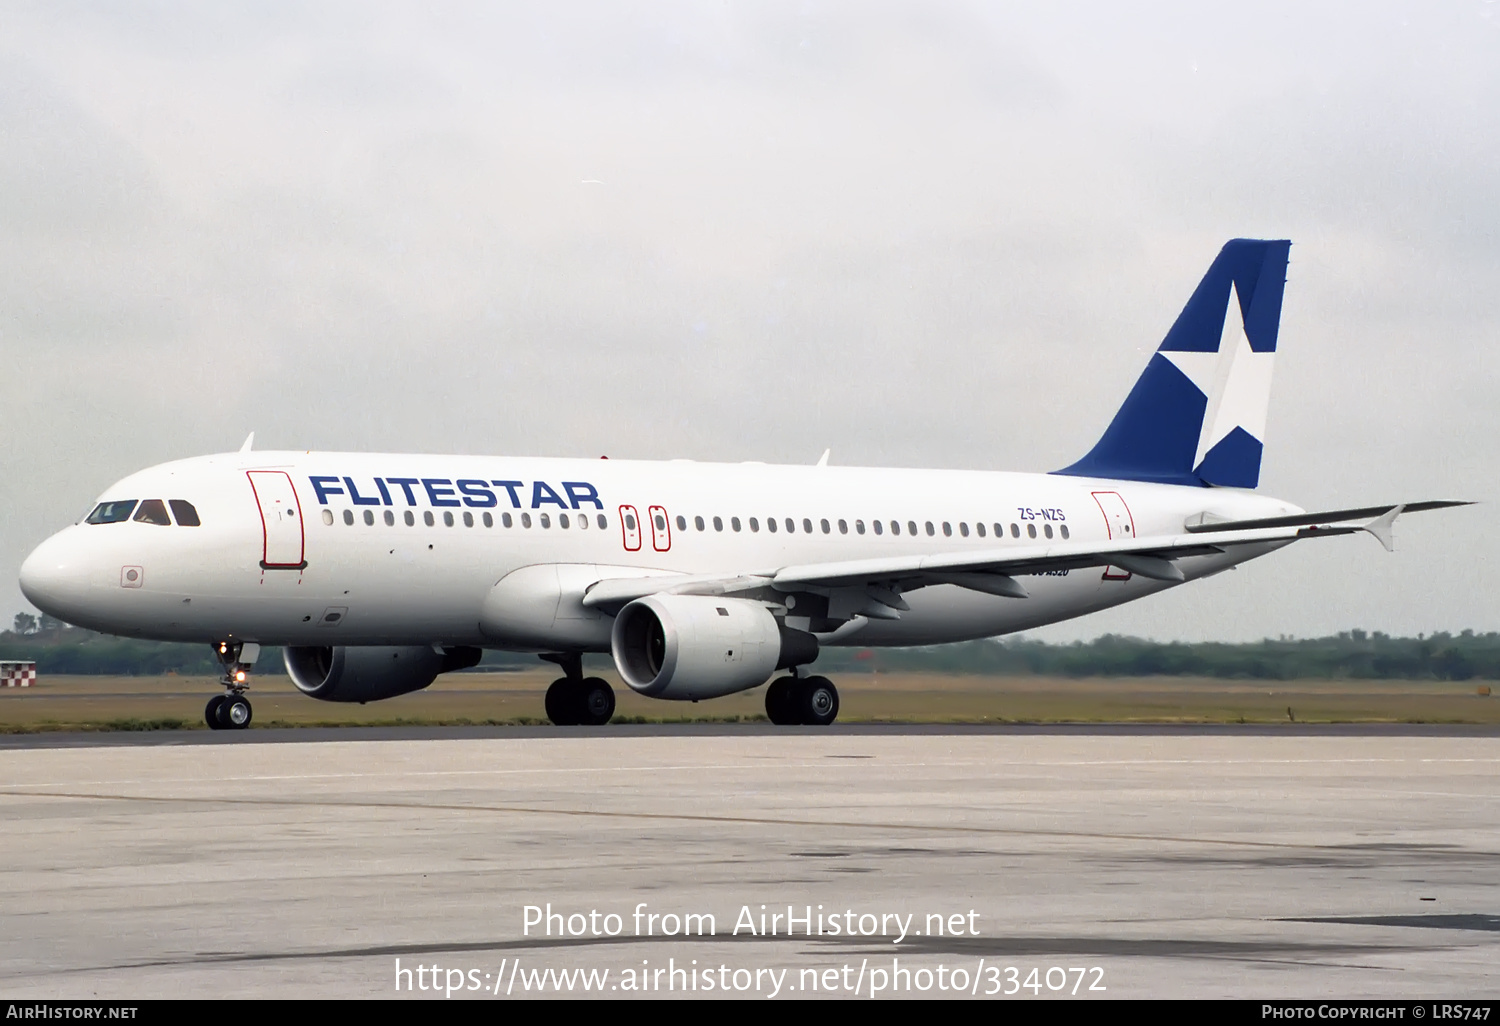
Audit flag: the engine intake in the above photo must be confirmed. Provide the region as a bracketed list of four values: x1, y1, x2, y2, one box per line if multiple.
[284, 645, 482, 703]
[611, 595, 817, 700]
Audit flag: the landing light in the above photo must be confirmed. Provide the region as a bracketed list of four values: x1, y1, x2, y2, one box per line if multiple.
[235, 670, 247, 683]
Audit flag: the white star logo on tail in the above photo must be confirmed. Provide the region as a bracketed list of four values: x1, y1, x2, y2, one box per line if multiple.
[1159, 281, 1276, 472]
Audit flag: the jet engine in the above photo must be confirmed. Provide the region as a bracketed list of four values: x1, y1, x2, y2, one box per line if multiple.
[283, 645, 483, 703]
[611, 595, 817, 700]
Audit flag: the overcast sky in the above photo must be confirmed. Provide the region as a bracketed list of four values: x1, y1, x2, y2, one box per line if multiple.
[1, 1, 1495, 643]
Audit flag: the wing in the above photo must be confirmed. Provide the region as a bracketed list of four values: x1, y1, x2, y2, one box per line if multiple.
[580, 501, 1471, 620]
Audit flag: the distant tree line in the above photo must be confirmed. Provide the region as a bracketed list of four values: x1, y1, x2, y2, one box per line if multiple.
[2, 623, 1498, 680]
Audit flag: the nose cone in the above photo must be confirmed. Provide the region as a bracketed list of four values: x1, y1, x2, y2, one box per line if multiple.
[19, 530, 87, 622]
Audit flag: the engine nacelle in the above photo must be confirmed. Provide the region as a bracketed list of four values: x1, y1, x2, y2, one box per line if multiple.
[611, 595, 818, 700]
[283, 645, 482, 703]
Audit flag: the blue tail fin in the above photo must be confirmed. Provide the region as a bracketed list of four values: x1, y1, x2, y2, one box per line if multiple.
[1055, 238, 1291, 488]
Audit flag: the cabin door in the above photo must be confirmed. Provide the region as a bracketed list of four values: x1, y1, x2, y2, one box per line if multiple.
[248, 471, 307, 569]
[1091, 490, 1136, 581]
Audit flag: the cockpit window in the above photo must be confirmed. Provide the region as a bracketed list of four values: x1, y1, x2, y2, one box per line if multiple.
[169, 500, 201, 527]
[133, 499, 172, 526]
[86, 500, 138, 524]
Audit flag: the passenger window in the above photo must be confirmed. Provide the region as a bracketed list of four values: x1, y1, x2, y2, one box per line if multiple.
[890, 521, 899, 536]
[464, 511, 475, 527]
[385, 510, 395, 526]
[959, 523, 969, 537]
[483, 512, 494, 528]
[560, 513, 570, 529]
[654, 514, 666, 531]
[676, 515, 687, 531]
[596, 514, 607, 529]
[503, 512, 514, 528]
[749, 517, 759, 533]
[168, 500, 201, 527]
[365, 510, 376, 526]
[713, 516, 723, 532]
[976, 522, 986, 538]
[1027, 523, 1037, 539]
[1061, 524, 1070, 540]
[424, 511, 436, 527]
[942, 522, 952, 537]
[872, 520, 882, 535]
[624, 513, 636, 531]
[1011, 523, 1020, 538]
[909, 521, 918, 536]
[521, 513, 532, 528]
[133, 499, 171, 526]
[321, 509, 334, 526]
[86, 500, 138, 524]
[767, 518, 778, 533]
[1044, 523, 1053, 539]
[803, 518, 813, 534]
[695, 516, 706, 531]
[834, 519, 844, 534]
[405, 510, 416, 527]
[578, 513, 588, 529]
[343, 509, 355, 526]
[733, 517, 743, 532]
[854, 520, 864, 535]
[540, 513, 550, 529]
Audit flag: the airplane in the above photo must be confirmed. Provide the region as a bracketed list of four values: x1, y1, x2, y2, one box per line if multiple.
[18, 238, 1467, 730]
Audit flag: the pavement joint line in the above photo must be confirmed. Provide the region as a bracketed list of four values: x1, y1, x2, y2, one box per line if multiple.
[0, 786, 1480, 853]
[5, 755, 1498, 792]
[0, 932, 1437, 977]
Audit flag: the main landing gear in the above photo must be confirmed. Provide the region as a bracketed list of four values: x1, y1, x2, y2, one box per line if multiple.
[541, 652, 615, 726]
[765, 674, 839, 726]
[206, 641, 257, 731]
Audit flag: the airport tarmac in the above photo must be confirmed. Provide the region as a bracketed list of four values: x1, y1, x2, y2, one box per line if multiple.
[1, 729, 1497, 999]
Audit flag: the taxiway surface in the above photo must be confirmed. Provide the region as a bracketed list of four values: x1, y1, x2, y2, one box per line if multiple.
[2, 729, 1497, 998]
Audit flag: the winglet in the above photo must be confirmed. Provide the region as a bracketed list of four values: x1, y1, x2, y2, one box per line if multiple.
[1363, 503, 1404, 552]
[816, 449, 830, 468]
[239, 432, 255, 453]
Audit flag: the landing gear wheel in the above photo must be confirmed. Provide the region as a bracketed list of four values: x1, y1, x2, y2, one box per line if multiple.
[221, 694, 253, 730]
[765, 676, 798, 725]
[545, 678, 579, 726]
[205, 695, 226, 730]
[577, 678, 615, 726]
[794, 676, 839, 726]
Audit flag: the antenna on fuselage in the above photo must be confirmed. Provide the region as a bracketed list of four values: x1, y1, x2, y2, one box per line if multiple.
[816, 449, 830, 467]
[239, 432, 255, 453]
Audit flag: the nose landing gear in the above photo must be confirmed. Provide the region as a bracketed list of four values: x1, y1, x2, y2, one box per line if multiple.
[206, 641, 258, 731]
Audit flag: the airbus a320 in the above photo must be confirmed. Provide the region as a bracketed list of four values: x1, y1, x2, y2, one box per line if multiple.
[19, 239, 1467, 728]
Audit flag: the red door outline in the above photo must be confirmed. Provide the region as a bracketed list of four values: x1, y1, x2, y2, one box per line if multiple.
[619, 505, 642, 552]
[247, 471, 307, 570]
[649, 505, 671, 552]
[1092, 490, 1135, 581]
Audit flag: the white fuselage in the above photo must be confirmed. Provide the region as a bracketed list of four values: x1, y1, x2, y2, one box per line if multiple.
[19, 450, 1300, 651]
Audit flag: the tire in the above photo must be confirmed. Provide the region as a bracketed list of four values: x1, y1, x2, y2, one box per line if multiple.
[796, 676, 839, 726]
[222, 695, 253, 730]
[205, 695, 225, 730]
[764, 676, 798, 725]
[577, 677, 615, 726]
[544, 678, 579, 726]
